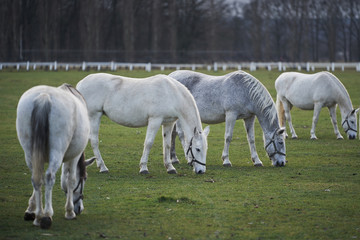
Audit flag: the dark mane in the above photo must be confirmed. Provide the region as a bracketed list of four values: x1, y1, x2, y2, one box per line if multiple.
[78, 152, 87, 180]
[60, 83, 86, 104]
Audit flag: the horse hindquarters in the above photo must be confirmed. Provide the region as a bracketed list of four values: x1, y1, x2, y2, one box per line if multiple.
[27, 94, 53, 228]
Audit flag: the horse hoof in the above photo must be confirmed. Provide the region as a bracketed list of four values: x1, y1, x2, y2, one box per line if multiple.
[40, 217, 52, 229]
[24, 212, 35, 221]
[254, 163, 263, 167]
[99, 166, 109, 173]
[140, 170, 149, 175]
[292, 136, 298, 139]
[167, 169, 177, 174]
[337, 137, 344, 140]
[172, 159, 180, 165]
[223, 163, 232, 167]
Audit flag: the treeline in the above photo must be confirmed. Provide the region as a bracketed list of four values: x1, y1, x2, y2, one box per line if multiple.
[1, 0, 360, 63]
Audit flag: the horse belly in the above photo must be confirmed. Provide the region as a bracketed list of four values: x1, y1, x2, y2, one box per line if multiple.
[106, 109, 149, 127]
[198, 108, 226, 124]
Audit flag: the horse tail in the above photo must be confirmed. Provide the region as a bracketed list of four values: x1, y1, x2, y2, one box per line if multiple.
[31, 93, 51, 185]
[276, 95, 285, 127]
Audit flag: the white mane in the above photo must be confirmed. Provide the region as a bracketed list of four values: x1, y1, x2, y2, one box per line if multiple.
[238, 71, 278, 125]
[323, 71, 352, 108]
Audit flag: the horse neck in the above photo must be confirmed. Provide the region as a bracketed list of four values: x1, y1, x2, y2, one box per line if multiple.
[328, 74, 353, 120]
[255, 109, 280, 139]
[336, 92, 353, 121]
[178, 107, 202, 145]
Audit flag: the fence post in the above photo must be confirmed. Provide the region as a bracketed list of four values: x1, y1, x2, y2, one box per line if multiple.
[250, 62, 256, 71]
[66, 64, 69, 71]
[278, 62, 282, 71]
[331, 62, 335, 71]
[146, 63, 151, 72]
[26, 61, 30, 71]
[213, 62, 218, 71]
[82, 62, 86, 71]
[192, 64, 196, 71]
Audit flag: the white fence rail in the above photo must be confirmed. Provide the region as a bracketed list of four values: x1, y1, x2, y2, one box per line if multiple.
[1, 61, 360, 72]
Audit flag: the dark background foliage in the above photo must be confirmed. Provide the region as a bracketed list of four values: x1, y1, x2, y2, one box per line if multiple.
[1, 0, 360, 63]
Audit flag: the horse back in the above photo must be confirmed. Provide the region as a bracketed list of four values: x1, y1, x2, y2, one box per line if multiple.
[77, 73, 195, 127]
[275, 72, 343, 109]
[17, 86, 89, 163]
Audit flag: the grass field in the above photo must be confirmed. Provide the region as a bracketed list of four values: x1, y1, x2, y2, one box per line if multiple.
[0, 69, 359, 239]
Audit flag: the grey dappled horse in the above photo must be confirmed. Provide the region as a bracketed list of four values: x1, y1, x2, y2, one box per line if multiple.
[169, 70, 286, 167]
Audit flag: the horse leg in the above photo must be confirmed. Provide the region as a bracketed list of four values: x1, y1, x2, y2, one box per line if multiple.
[63, 160, 78, 220]
[24, 190, 36, 221]
[328, 105, 343, 139]
[24, 152, 36, 221]
[31, 173, 43, 227]
[139, 118, 162, 174]
[170, 124, 180, 164]
[244, 116, 263, 167]
[310, 103, 322, 139]
[222, 112, 237, 167]
[163, 122, 177, 174]
[41, 154, 63, 229]
[89, 112, 109, 173]
[283, 100, 298, 139]
[175, 120, 187, 160]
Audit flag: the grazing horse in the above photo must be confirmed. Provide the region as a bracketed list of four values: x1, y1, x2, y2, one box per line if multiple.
[76, 73, 209, 174]
[275, 71, 359, 139]
[16, 84, 95, 229]
[169, 70, 286, 167]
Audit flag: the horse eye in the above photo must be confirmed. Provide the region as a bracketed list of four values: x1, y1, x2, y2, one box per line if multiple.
[196, 148, 201, 152]
[279, 142, 284, 145]
[351, 121, 355, 124]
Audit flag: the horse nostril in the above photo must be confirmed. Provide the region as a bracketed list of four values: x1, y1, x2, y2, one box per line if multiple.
[276, 161, 285, 167]
[197, 170, 204, 174]
[75, 206, 81, 215]
[349, 135, 355, 140]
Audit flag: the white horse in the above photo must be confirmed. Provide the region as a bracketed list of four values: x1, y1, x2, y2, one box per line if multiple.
[169, 70, 286, 167]
[76, 73, 210, 174]
[275, 71, 359, 140]
[16, 84, 95, 229]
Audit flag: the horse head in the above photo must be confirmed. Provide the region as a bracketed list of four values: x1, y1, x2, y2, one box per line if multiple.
[342, 108, 359, 140]
[187, 126, 210, 174]
[264, 128, 286, 167]
[62, 154, 95, 216]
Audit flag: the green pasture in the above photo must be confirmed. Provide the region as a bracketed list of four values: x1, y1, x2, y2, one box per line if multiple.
[0, 69, 359, 239]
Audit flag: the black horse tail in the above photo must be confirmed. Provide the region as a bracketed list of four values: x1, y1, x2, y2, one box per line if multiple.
[31, 93, 51, 186]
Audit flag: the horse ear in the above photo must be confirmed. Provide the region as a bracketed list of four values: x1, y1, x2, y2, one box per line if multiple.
[203, 126, 210, 137]
[85, 157, 96, 167]
[355, 108, 360, 114]
[194, 127, 199, 137]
